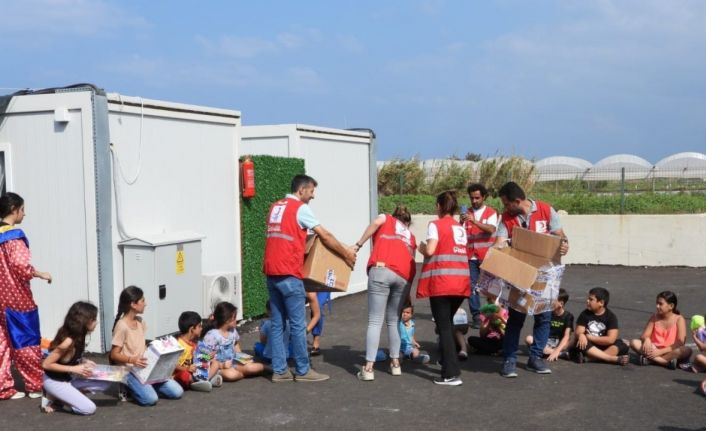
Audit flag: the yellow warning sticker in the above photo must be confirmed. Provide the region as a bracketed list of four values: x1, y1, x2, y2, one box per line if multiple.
[176, 250, 185, 274]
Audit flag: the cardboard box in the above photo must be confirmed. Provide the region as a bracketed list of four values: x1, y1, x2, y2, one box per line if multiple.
[303, 236, 351, 293]
[478, 228, 565, 315]
[130, 336, 184, 384]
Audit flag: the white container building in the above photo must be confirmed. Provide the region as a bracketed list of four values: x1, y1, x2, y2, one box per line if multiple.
[0, 86, 243, 351]
[241, 124, 377, 298]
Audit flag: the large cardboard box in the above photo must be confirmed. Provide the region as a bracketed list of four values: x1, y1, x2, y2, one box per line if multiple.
[303, 236, 351, 293]
[478, 228, 565, 315]
[130, 336, 184, 384]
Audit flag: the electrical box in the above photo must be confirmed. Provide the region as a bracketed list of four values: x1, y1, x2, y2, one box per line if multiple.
[120, 232, 204, 340]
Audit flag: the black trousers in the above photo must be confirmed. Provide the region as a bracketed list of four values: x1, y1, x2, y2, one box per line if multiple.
[429, 295, 465, 378]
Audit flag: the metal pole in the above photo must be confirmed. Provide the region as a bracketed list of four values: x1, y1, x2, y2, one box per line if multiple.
[620, 167, 626, 214]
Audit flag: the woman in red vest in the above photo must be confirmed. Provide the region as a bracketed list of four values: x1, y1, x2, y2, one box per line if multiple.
[417, 191, 470, 386]
[353, 206, 417, 381]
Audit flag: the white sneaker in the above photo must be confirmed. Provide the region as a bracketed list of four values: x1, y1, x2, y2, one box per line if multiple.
[10, 392, 26, 400]
[433, 376, 463, 386]
[357, 367, 374, 381]
[27, 391, 42, 399]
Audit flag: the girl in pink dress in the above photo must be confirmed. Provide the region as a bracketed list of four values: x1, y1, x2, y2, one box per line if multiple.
[629, 291, 691, 368]
[0, 192, 52, 400]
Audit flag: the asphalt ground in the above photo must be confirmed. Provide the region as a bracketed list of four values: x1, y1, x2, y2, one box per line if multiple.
[1, 265, 706, 431]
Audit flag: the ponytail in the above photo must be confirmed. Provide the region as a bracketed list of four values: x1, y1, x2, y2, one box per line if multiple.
[202, 302, 237, 335]
[112, 286, 144, 332]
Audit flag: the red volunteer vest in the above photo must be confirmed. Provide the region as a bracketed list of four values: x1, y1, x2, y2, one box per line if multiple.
[263, 197, 307, 278]
[501, 199, 553, 239]
[416, 215, 471, 298]
[367, 215, 418, 282]
[464, 206, 497, 261]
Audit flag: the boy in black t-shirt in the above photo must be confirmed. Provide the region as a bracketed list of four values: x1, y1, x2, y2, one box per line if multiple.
[526, 288, 574, 361]
[570, 287, 629, 365]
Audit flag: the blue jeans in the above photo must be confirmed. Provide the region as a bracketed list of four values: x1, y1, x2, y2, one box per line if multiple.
[125, 373, 183, 406]
[468, 260, 481, 321]
[502, 309, 551, 362]
[267, 275, 309, 376]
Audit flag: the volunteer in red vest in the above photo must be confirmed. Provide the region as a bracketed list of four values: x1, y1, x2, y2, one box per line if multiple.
[263, 174, 356, 383]
[459, 183, 497, 329]
[417, 191, 470, 386]
[493, 181, 569, 378]
[352, 205, 417, 381]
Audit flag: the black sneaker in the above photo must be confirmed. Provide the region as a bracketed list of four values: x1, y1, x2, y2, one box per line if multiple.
[570, 349, 585, 364]
[527, 357, 552, 374]
[501, 360, 518, 378]
[433, 376, 463, 386]
[668, 358, 678, 370]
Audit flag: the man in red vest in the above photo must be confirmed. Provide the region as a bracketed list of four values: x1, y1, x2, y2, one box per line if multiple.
[264, 174, 356, 383]
[493, 181, 569, 378]
[460, 183, 497, 329]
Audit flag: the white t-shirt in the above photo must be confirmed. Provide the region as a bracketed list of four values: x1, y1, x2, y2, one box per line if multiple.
[469, 206, 498, 261]
[471, 205, 498, 228]
[426, 222, 439, 240]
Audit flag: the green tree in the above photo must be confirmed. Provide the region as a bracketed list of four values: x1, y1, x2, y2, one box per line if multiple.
[377, 159, 426, 196]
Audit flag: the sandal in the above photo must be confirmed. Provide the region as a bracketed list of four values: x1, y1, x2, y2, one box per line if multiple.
[309, 347, 321, 357]
[40, 391, 56, 414]
[618, 355, 629, 366]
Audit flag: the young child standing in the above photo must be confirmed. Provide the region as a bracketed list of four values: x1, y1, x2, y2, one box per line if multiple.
[41, 301, 109, 415]
[399, 304, 430, 364]
[109, 286, 183, 406]
[571, 287, 629, 365]
[173, 311, 220, 392]
[629, 291, 691, 369]
[202, 302, 265, 382]
[526, 288, 574, 361]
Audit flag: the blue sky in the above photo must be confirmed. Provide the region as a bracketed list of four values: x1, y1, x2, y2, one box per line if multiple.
[2, 0, 705, 163]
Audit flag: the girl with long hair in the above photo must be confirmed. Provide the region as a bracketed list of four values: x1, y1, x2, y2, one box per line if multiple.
[109, 286, 183, 406]
[42, 301, 109, 414]
[629, 290, 691, 368]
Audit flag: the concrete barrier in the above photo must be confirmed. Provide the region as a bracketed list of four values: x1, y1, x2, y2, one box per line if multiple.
[410, 214, 706, 267]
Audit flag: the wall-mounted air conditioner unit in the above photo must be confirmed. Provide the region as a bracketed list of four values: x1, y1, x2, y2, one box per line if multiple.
[202, 273, 242, 321]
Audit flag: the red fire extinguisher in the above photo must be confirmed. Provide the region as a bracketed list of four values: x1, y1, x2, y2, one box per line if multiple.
[241, 157, 256, 198]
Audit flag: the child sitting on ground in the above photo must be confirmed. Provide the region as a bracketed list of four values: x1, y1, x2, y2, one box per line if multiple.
[571, 287, 629, 366]
[467, 301, 507, 356]
[42, 301, 109, 415]
[254, 301, 292, 363]
[690, 315, 706, 372]
[109, 286, 183, 406]
[202, 302, 266, 382]
[399, 304, 430, 364]
[526, 288, 574, 361]
[173, 311, 220, 391]
[629, 291, 691, 369]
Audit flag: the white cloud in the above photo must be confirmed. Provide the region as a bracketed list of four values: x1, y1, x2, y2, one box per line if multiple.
[0, 0, 147, 36]
[195, 35, 277, 59]
[196, 27, 324, 59]
[284, 67, 325, 93]
[336, 35, 365, 53]
[277, 32, 305, 49]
